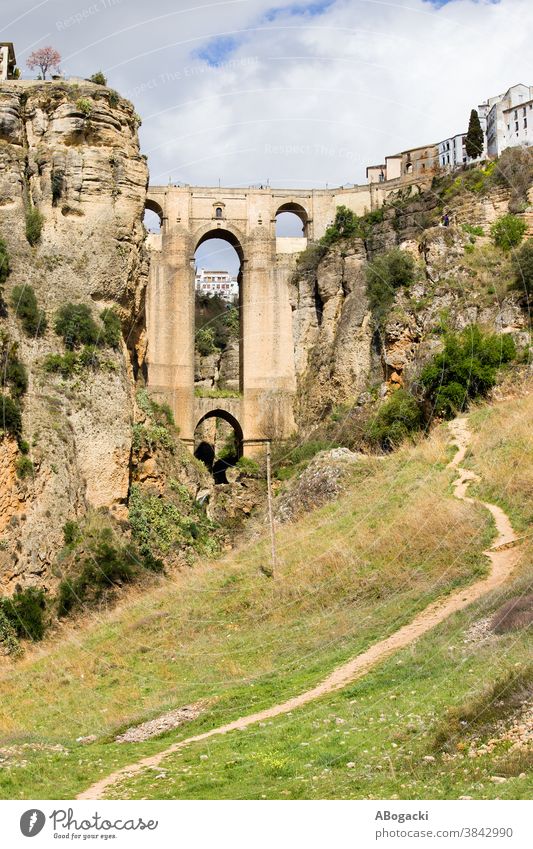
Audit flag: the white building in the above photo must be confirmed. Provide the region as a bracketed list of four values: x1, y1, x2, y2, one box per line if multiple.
[0, 43, 16, 81]
[195, 269, 238, 302]
[438, 133, 468, 170]
[484, 84, 533, 157]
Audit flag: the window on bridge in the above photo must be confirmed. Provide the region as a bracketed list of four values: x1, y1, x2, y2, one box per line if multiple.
[276, 211, 304, 237]
[143, 199, 164, 234]
[194, 412, 243, 484]
[194, 232, 243, 398]
[275, 203, 308, 238]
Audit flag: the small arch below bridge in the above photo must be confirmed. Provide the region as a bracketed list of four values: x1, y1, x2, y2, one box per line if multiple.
[194, 407, 243, 485]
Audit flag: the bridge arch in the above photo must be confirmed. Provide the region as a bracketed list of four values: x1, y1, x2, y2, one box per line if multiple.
[194, 223, 245, 263]
[194, 408, 244, 483]
[144, 197, 165, 233]
[275, 201, 309, 237]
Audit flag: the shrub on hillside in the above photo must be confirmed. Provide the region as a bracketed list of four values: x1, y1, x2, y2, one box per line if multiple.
[195, 326, 217, 356]
[63, 520, 82, 547]
[89, 71, 107, 85]
[321, 205, 385, 246]
[54, 303, 100, 349]
[0, 394, 22, 438]
[0, 335, 28, 398]
[43, 350, 78, 377]
[100, 308, 122, 348]
[0, 237, 10, 284]
[0, 607, 22, 656]
[512, 239, 533, 296]
[16, 456, 34, 479]
[490, 214, 527, 251]
[25, 207, 44, 246]
[366, 389, 423, 450]
[236, 456, 261, 478]
[0, 587, 46, 641]
[421, 325, 516, 418]
[10, 285, 47, 336]
[365, 248, 416, 325]
[57, 534, 136, 617]
[195, 294, 239, 354]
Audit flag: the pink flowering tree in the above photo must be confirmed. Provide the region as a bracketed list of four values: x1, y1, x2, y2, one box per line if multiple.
[27, 47, 62, 80]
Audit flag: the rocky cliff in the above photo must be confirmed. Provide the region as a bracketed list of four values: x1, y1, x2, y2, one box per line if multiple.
[290, 164, 532, 428]
[0, 79, 149, 590]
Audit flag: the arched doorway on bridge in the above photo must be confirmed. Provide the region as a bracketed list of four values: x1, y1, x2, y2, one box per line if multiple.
[143, 198, 164, 233]
[194, 229, 244, 397]
[275, 202, 308, 237]
[194, 409, 243, 485]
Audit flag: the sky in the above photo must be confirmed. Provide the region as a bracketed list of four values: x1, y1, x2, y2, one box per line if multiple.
[3, 0, 533, 271]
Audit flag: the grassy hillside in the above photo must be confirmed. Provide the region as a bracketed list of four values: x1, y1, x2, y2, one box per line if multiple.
[0, 391, 530, 799]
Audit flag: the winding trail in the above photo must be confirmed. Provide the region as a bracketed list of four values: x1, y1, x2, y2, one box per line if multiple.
[78, 417, 521, 800]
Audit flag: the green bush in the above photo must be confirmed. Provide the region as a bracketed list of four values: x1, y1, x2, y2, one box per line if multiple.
[273, 439, 335, 480]
[54, 303, 100, 349]
[0, 394, 22, 438]
[43, 350, 78, 377]
[57, 535, 135, 618]
[366, 389, 423, 450]
[195, 294, 239, 354]
[462, 223, 484, 238]
[1, 345, 28, 397]
[0, 587, 46, 641]
[10, 285, 47, 336]
[512, 239, 533, 296]
[0, 607, 21, 656]
[421, 325, 516, 418]
[0, 237, 10, 284]
[136, 389, 175, 427]
[236, 456, 261, 478]
[76, 97, 93, 117]
[63, 520, 81, 547]
[321, 205, 358, 244]
[490, 214, 527, 251]
[100, 308, 122, 348]
[89, 71, 107, 85]
[25, 207, 44, 246]
[365, 248, 416, 325]
[195, 326, 217, 356]
[16, 456, 34, 479]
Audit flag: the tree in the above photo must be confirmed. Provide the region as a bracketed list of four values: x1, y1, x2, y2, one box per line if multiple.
[465, 109, 484, 160]
[89, 71, 107, 86]
[512, 239, 533, 296]
[490, 214, 527, 251]
[27, 47, 61, 80]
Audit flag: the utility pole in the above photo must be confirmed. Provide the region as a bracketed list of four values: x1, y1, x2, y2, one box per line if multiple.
[264, 441, 277, 578]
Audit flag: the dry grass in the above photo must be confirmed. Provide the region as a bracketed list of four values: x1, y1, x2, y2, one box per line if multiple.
[0, 423, 490, 744]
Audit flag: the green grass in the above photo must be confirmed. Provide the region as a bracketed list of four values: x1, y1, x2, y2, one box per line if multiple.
[106, 574, 532, 800]
[0, 391, 530, 800]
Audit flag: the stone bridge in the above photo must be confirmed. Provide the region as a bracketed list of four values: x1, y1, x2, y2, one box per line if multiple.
[144, 180, 420, 455]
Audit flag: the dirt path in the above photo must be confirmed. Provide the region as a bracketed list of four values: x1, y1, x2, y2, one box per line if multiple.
[78, 417, 521, 800]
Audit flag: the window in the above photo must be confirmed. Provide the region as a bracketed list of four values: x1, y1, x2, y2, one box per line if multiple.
[515, 121, 519, 131]
[215, 207, 223, 219]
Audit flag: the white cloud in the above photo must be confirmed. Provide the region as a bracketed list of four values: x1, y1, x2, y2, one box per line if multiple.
[9, 0, 533, 187]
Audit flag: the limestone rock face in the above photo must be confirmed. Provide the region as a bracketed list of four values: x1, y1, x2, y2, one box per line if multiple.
[0, 80, 148, 590]
[291, 243, 374, 426]
[275, 447, 362, 523]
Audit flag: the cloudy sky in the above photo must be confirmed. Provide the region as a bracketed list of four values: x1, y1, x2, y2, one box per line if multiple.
[5, 0, 533, 187]
[3, 0, 532, 266]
